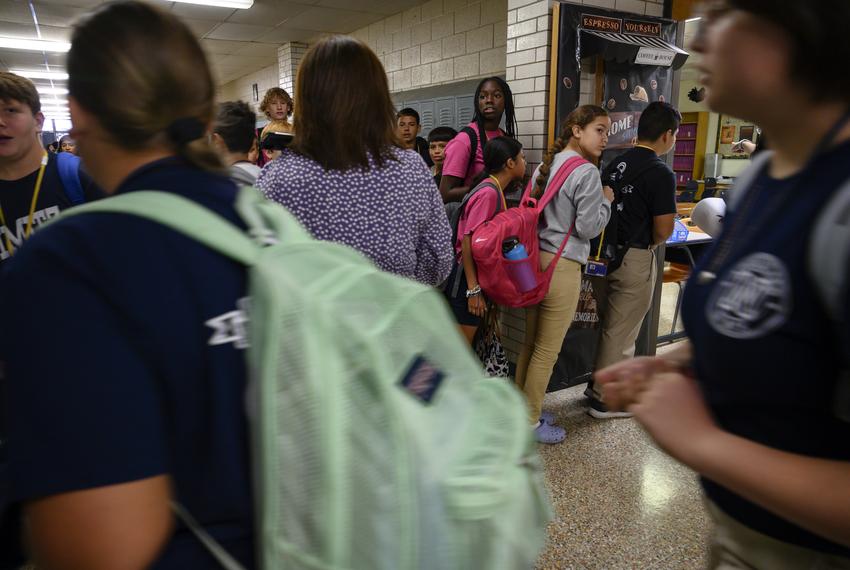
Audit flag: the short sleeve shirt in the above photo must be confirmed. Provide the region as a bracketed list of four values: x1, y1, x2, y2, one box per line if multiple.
[602, 147, 676, 246]
[454, 181, 502, 257]
[0, 158, 255, 568]
[441, 123, 504, 187]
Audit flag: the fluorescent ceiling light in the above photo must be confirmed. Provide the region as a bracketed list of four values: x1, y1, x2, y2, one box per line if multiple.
[171, 0, 253, 8]
[37, 87, 68, 95]
[686, 17, 702, 22]
[0, 37, 70, 52]
[12, 69, 69, 80]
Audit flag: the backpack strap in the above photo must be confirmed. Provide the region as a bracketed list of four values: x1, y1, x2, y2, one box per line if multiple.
[808, 178, 850, 422]
[727, 150, 773, 212]
[448, 181, 501, 298]
[55, 152, 85, 205]
[52, 186, 313, 266]
[461, 126, 479, 182]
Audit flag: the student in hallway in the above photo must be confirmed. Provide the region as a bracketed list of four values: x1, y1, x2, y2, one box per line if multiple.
[212, 100, 262, 186]
[439, 77, 518, 203]
[588, 102, 679, 419]
[396, 107, 433, 167]
[514, 105, 613, 444]
[258, 36, 453, 286]
[444, 137, 526, 344]
[428, 126, 457, 188]
[0, 72, 102, 264]
[597, 1, 850, 566]
[1, 2, 256, 566]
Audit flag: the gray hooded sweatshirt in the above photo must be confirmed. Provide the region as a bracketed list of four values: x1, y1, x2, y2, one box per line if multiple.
[532, 150, 611, 265]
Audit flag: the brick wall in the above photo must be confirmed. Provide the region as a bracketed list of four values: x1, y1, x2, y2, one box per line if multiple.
[350, 0, 509, 93]
[278, 42, 309, 96]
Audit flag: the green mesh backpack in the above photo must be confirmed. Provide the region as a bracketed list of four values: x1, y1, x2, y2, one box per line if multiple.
[61, 186, 552, 570]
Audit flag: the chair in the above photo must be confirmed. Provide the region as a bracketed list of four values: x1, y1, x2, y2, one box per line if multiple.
[662, 262, 691, 336]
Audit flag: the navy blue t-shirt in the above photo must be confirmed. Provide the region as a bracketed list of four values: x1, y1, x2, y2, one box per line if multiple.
[0, 158, 254, 568]
[682, 141, 850, 555]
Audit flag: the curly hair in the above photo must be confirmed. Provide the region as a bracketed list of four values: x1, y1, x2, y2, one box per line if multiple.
[259, 87, 293, 120]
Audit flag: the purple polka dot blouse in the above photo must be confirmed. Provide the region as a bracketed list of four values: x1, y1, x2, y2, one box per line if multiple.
[257, 147, 454, 286]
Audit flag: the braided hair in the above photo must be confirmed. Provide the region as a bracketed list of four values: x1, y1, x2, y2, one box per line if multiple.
[532, 105, 608, 199]
[471, 77, 518, 154]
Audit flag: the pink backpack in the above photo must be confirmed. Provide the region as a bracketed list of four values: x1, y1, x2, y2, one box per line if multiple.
[470, 155, 589, 307]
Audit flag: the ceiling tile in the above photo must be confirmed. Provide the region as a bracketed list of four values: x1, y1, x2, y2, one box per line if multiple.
[226, 0, 312, 26]
[182, 18, 220, 38]
[219, 54, 276, 67]
[232, 41, 280, 57]
[31, 0, 105, 9]
[201, 38, 247, 55]
[282, 6, 378, 32]
[0, 1, 37, 26]
[316, 0, 422, 15]
[255, 24, 315, 43]
[31, 3, 101, 27]
[206, 22, 275, 41]
[169, 3, 236, 22]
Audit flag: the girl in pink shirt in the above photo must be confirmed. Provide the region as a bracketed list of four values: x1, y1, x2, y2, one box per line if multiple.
[443, 137, 526, 344]
[439, 77, 518, 204]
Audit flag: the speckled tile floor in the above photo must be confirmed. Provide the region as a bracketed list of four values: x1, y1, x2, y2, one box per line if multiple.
[534, 380, 711, 570]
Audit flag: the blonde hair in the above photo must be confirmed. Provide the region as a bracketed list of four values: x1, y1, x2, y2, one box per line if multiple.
[260, 87, 293, 120]
[532, 105, 608, 199]
[67, 1, 222, 172]
[261, 120, 292, 141]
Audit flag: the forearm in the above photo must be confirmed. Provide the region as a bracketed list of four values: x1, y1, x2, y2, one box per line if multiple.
[461, 236, 478, 290]
[689, 430, 850, 547]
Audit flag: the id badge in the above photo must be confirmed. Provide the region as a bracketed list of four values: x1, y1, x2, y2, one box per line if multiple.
[585, 259, 608, 277]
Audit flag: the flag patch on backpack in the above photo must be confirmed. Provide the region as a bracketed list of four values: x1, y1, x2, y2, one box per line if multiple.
[400, 355, 444, 404]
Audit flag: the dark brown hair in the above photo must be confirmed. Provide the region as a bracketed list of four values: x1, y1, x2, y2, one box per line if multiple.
[67, 1, 222, 172]
[292, 36, 399, 171]
[260, 87, 293, 120]
[725, 0, 850, 104]
[532, 105, 608, 199]
[0, 72, 40, 115]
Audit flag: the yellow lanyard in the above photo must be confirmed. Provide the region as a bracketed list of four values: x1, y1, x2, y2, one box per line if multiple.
[0, 152, 49, 256]
[488, 176, 508, 211]
[594, 228, 605, 261]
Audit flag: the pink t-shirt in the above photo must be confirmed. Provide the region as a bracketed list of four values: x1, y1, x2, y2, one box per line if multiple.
[441, 123, 505, 187]
[454, 182, 503, 258]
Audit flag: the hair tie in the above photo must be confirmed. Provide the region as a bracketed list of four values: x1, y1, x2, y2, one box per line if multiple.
[166, 117, 205, 146]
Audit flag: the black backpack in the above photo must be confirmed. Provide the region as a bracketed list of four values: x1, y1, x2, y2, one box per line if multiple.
[590, 154, 664, 273]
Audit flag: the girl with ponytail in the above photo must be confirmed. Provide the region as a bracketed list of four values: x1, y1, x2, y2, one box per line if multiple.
[1, 2, 259, 567]
[444, 137, 526, 344]
[513, 105, 615, 444]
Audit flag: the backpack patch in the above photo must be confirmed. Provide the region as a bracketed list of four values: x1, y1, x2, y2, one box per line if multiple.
[399, 355, 444, 404]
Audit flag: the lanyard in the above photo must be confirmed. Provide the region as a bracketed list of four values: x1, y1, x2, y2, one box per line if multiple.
[697, 112, 850, 284]
[0, 152, 49, 256]
[488, 175, 508, 212]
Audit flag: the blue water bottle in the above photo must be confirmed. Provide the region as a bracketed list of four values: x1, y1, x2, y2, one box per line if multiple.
[503, 238, 538, 292]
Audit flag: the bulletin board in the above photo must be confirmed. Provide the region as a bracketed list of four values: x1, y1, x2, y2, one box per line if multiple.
[717, 114, 758, 158]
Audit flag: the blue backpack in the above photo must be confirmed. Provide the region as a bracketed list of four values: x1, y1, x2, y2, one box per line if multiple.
[55, 152, 85, 205]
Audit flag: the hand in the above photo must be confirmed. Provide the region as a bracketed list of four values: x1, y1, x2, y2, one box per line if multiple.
[602, 185, 615, 203]
[467, 293, 486, 317]
[629, 372, 722, 468]
[594, 356, 681, 411]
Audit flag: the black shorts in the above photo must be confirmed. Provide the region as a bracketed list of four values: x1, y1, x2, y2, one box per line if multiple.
[442, 262, 480, 327]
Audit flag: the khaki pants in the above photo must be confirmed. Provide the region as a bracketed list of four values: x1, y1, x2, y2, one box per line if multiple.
[707, 501, 850, 570]
[592, 247, 657, 398]
[514, 252, 582, 425]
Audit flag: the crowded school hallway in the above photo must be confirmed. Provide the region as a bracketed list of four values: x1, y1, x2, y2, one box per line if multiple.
[1, 0, 849, 568]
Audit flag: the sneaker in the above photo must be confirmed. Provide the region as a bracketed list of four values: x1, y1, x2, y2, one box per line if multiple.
[540, 410, 556, 425]
[587, 398, 633, 419]
[534, 421, 566, 444]
[583, 384, 595, 400]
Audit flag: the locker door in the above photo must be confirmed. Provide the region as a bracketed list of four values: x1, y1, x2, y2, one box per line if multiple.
[435, 97, 456, 130]
[419, 100, 436, 137]
[455, 95, 475, 129]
